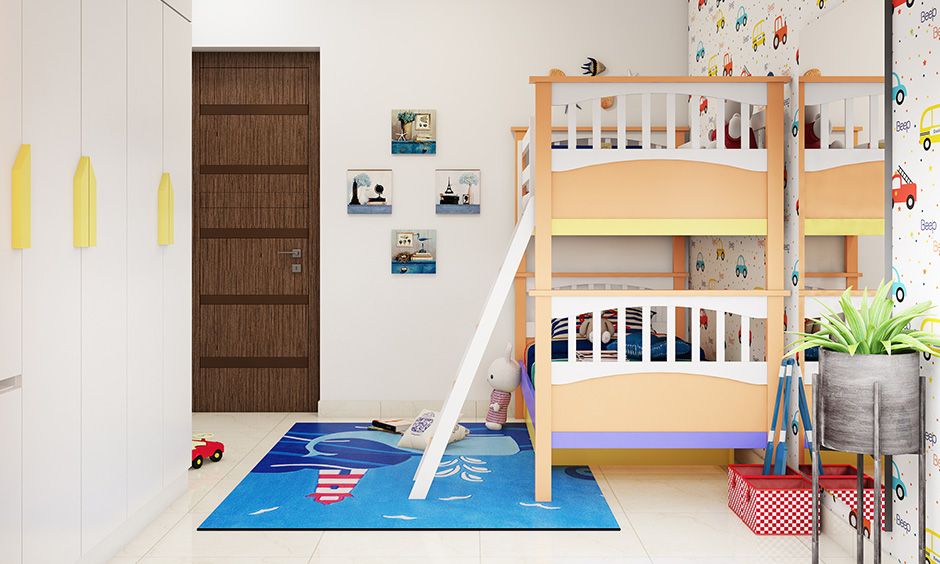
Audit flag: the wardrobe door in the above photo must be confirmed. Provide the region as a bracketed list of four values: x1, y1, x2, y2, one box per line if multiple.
[80, 0, 129, 552]
[0, 0, 22, 560]
[127, 0, 167, 515]
[21, 0, 83, 561]
[163, 4, 193, 484]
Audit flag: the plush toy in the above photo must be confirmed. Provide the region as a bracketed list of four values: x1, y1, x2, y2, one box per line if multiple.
[485, 343, 522, 431]
[578, 316, 615, 344]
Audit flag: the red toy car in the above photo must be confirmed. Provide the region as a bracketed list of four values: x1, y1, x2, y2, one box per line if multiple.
[192, 434, 224, 469]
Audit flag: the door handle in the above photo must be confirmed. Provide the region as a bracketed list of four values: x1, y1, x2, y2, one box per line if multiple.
[278, 249, 302, 258]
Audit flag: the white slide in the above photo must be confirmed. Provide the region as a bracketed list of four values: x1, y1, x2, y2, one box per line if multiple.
[409, 194, 536, 499]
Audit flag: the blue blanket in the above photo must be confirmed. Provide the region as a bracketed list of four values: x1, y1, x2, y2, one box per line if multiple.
[525, 333, 705, 376]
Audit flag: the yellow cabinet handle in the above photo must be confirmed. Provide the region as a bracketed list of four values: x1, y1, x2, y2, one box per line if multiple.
[73, 156, 97, 247]
[11, 144, 30, 249]
[158, 173, 174, 245]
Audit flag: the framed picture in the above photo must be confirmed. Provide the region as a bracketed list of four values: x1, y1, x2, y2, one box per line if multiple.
[436, 169, 480, 214]
[391, 109, 436, 154]
[347, 169, 392, 214]
[415, 113, 431, 130]
[391, 229, 436, 274]
[396, 232, 414, 247]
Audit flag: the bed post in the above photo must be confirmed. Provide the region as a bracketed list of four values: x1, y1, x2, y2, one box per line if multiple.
[797, 79, 806, 397]
[673, 236, 686, 340]
[533, 79, 554, 502]
[765, 80, 786, 429]
[513, 128, 528, 420]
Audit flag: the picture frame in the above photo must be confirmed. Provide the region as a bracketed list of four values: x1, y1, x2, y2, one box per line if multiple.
[435, 169, 480, 214]
[347, 169, 392, 214]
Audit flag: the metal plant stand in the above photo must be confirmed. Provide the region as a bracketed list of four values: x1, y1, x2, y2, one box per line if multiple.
[810, 373, 926, 564]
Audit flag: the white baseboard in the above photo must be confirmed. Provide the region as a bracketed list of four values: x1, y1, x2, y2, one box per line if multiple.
[77, 472, 188, 564]
[317, 400, 494, 421]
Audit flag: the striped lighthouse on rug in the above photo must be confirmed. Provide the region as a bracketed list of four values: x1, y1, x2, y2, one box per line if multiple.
[306, 468, 367, 505]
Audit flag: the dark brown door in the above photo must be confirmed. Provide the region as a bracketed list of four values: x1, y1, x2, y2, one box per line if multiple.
[192, 52, 319, 411]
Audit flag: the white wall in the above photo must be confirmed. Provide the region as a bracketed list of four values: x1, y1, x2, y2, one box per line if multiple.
[193, 0, 690, 406]
[800, 0, 885, 290]
[0, 1, 192, 562]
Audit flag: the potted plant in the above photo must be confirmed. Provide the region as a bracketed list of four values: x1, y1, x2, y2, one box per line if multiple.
[786, 280, 940, 455]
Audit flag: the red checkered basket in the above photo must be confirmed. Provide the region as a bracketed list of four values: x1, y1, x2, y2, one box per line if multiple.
[732, 474, 818, 535]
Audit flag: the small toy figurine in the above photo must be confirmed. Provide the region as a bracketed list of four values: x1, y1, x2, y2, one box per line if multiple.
[191, 433, 224, 469]
[485, 343, 522, 431]
[581, 57, 607, 76]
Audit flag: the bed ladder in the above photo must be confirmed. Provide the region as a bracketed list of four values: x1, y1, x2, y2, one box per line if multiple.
[409, 195, 536, 499]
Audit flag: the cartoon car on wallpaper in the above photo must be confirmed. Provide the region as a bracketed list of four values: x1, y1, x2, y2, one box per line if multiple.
[849, 508, 871, 538]
[921, 103, 940, 150]
[738, 328, 752, 344]
[698, 0, 706, 11]
[740, 65, 751, 77]
[735, 255, 747, 278]
[892, 266, 906, 303]
[892, 460, 907, 500]
[700, 311, 709, 329]
[893, 0, 915, 7]
[791, 408, 800, 435]
[922, 318, 940, 361]
[752, 20, 766, 51]
[708, 55, 719, 76]
[773, 16, 787, 49]
[696, 41, 705, 62]
[892, 72, 906, 105]
[723, 53, 733, 76]
[192, 434, 224, 469]
[716, 240, 725, 260]
[892, 167, 916, 210]
[696, 252, 705, 271]
[926, 528, 940, 564]
[792, 109, 800, 137]
[736, 6, 747, 30]
[791, 260, 799, 287]
[817, 0, 825, 8]
[700, 96, 709, 113]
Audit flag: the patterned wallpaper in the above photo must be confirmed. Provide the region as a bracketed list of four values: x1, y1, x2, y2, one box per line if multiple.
[690, 2, 932, 562]
[892, 1, 939, 562]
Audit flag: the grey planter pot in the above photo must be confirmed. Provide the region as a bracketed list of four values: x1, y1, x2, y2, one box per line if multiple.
[817, 349, 921, 455]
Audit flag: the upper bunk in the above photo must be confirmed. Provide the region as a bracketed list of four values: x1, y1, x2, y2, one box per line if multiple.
[521, 75, 789, 238]
[798, 76, 885, 237]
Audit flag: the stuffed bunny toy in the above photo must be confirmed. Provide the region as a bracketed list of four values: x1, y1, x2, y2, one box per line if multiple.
[484, 343, 521, 431]
[578, 316, 615, 344]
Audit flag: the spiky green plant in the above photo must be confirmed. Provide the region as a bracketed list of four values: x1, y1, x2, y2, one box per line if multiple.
[785, 280, 940, 358]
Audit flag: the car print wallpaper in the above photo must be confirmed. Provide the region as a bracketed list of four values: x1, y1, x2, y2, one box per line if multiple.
[690, 1, 933, 561]
[892, 1, 940, 562]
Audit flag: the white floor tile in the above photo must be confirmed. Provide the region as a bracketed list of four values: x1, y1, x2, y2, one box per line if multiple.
[604, 471, 730, 514]
[480, 529, 648, 559]
[313, 530, 480, 558]
[483, 558, 653, 564]
[628, 512, 811, 558]
[136, 558, 310, 564]
[146, 512, 322, 559]
[310, 558, 481, 564]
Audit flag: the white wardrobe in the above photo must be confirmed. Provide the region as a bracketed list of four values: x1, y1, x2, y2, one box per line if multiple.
[0, 1, 192, 563]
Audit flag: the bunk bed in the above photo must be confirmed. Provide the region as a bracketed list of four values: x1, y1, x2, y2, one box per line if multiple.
[513, 76, 790, 501]
[797, 76, 885, 378]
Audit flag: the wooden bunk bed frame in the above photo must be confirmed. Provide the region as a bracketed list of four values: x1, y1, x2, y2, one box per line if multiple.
[797, 76, 885, 378]
[514, 75, 790, 501]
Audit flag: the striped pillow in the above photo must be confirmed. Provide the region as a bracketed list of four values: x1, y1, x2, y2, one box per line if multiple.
[551, 318, 569, 340]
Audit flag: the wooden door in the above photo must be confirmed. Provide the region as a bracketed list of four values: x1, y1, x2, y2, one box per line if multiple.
[192, 52, 319, 411]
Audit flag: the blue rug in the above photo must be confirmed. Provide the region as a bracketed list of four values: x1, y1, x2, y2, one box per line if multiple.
[199, 422, 619, 530]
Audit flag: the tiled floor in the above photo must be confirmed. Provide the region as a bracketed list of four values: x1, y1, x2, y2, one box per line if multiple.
[108, 413, 874, 564]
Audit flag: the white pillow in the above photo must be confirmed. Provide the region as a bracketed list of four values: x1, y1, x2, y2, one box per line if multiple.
[397, 409, 470, 451]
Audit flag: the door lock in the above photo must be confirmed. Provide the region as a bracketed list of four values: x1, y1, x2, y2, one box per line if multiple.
[291, 264, 302, 273]
[278, 248, 302, 258]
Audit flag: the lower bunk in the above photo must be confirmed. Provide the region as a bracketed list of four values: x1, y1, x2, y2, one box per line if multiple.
[518, 290, 786, 500]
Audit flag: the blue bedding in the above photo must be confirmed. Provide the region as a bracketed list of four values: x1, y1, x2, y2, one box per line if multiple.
[525, 332, 705, 377]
